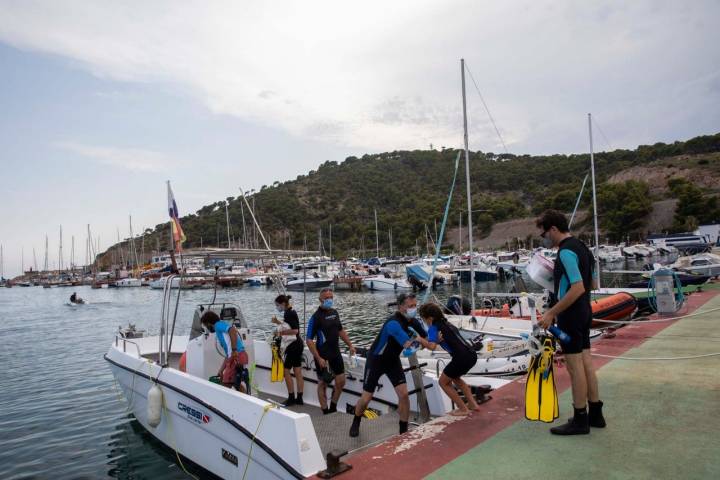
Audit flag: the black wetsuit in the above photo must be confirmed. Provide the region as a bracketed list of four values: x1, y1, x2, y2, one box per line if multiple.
[307, 307, 345, 375]
[428, 320, 477, 379]
[282, 308, 303, 369]
[362, 313, 428, 392]
[553, 236, 595, 354]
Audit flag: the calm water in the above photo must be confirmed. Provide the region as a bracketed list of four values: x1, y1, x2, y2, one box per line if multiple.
[0, 262, 651, 479]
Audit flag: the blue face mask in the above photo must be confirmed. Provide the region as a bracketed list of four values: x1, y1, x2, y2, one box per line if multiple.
[322, 299, 334, 309]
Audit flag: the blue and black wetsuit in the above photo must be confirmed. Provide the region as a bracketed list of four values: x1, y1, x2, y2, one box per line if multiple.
[307, 306, 345, 376]
[362, 313, 427, 392]
[427, 320, 476, 379]
[553, 236, 597, 354]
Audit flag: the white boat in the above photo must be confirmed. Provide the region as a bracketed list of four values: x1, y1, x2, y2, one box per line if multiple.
[105, 282, 497, 479]
[247, 275, 272, 286]
[285, 273, 333, 290]
[670, 253, 720, 277]
[362, 274, 414, 291]
[447, 314, 603, 344]
[115, 277, 142, 287]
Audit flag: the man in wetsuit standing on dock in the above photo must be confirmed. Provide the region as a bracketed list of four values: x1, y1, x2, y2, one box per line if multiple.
[349, 293, 428, 438]
[537, 209, 606, 435]
[306, 288, 356, 414]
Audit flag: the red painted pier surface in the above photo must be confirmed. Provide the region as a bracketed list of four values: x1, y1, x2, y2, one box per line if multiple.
[322, 288, 719, 480]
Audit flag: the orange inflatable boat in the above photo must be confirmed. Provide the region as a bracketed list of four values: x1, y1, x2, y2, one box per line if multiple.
[472, 292, 637, 327]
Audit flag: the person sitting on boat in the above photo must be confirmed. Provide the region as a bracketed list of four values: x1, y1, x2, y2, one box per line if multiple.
[349, 293, 429, 438]
[200, 311, 248, 392]
[272, 294, 304, 406]
[306, 288, 356, 414]
[418, 303, 480, 416]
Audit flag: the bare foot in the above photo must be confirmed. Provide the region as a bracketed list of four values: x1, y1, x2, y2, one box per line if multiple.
[449, 408, 470, 416]
[469, 403, 482, 412]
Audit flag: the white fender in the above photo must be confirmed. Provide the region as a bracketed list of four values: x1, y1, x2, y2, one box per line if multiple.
[147, 383, 163, 428]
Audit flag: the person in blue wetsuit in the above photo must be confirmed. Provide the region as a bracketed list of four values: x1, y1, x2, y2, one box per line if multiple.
[306, 288, 356, 414]
[418, 302, 479, 416]
[536, 209, 605, 435]
[200, 311, 247, 392]
[349, 293, 429, 438]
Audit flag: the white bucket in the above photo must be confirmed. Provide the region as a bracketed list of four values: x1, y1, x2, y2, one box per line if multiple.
[527, 252, 555, 292]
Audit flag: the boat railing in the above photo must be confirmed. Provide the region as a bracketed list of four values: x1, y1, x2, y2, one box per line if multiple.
[115, 334, 142, 358]
[158, 273, 183, 367]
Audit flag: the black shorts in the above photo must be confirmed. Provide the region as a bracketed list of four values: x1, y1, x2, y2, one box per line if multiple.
[283, 339, 303, 369]
[442, 353, 477, 379]
[314, 354, 345, 381]
[362, 355, 406, 393]
[557, 311, 592, 354]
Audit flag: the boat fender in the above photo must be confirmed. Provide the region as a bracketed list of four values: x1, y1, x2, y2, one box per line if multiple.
[147, 383, 163, 428]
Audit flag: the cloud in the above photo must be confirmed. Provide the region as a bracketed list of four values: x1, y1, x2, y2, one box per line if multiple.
[55, 141, 179, 172]
[1, 1, 719, 153]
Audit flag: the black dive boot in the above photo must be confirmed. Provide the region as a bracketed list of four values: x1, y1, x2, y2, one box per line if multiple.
[588, 400, 606, 428]
[283, 393, 296, 407]
[349, 415, 362, 437]
[295, 392, 304, 406]
[550, 406, 590, 435]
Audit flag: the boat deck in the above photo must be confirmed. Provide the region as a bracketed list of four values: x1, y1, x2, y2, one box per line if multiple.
[266, 394, 403, 457]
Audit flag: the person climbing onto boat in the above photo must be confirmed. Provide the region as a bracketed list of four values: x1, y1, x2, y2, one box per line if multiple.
[306, 288, 356, 414]
[69, 292, 83, 304]
[272, 294, 304, 406]
[417, 303, 479, 416]
[349, 293, 428, 438]
[200, 310, 248, 393]
[536, 209, 605, 435]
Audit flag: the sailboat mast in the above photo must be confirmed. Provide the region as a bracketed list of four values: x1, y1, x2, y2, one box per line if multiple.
[461, 58, 476, 311]
[240, 201, 247, 249]
[44, 235, 48, 271]
[374, 209, 379, 258]
[22, 247, 24, 274]
[33, 247, 38, 272]
[329, 224, 333, 260]
[225, 201, 232, 249]
[59, 226, 63, 274]
[588, 113, 602, 289]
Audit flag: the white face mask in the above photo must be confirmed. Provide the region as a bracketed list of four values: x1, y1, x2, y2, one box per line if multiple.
[275, 304, 284, 312]
[406, 307, 417, 319]
[542, 236, 554, 248]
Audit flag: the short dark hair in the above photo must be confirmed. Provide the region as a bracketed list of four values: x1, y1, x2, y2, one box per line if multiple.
[418, 303, 445, 323]
[396, 293, 416, 306]
[200, 310, 220, 326]
[536, 209, 569, 233]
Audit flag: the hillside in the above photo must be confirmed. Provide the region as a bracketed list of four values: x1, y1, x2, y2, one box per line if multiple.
[99, 133, 720, 265]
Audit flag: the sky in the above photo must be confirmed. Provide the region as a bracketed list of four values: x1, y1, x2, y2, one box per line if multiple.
[1, 0, 719, 277]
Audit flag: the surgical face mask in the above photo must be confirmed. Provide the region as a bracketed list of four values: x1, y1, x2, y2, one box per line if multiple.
[542, 236, 554, 248]
[322, 299, 334, 309]
[406, 307, 417, 319]
[275, 304, 284, 312]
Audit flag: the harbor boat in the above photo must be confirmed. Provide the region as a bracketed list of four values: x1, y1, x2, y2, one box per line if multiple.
[284, 273, 333, 290]
[361, 273, 414, 291]
[114, 277, 142, 287]
[247, 275, 273, 286]
[406, 263, 457, 286]
[670, 253, 720, 277]
[105, 283, 495, 479]
[453, 263, 498, 282]
[627, 272, 711, 289]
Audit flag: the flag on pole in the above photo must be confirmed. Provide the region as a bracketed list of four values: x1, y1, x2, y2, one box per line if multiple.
[167, 181, 186, 251]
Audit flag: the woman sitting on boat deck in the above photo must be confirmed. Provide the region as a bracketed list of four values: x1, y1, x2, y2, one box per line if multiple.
[200, 311, 248, 392]
[418, 303, 480, 416]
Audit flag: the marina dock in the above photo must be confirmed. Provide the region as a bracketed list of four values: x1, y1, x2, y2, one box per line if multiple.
[329, 285, 720, 479]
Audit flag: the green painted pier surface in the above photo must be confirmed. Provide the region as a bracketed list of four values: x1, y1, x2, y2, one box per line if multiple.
[427, 295, 720, 480]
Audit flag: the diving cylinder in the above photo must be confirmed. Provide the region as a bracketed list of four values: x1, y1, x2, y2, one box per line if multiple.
[653, 268, 677, 314]
[147, 384, 163, 428]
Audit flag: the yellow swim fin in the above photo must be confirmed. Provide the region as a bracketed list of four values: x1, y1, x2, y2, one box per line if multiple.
[525, 336, 559, 423]
[271, 344, 284, 382]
